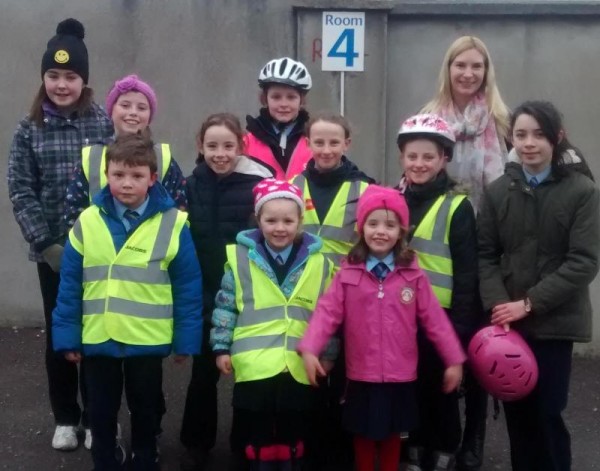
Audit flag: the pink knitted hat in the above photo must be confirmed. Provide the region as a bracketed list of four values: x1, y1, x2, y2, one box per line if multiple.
[105, 74, 157, 121]
[253, 178, 304, 215]
[356, 185, 409, 234]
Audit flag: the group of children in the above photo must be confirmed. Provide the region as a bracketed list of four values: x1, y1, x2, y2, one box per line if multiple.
[7, 17, 599, 471]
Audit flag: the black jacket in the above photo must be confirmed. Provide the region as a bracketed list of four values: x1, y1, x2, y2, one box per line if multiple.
[186, 156, 273, 317]
[403, 171, 484, 340]
[300, 156, 375, 222]
[478, 163, 599, 341]
[246, 108, 309, 172]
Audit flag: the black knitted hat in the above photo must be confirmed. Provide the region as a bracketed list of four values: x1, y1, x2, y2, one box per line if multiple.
[41, 18, 89, 83]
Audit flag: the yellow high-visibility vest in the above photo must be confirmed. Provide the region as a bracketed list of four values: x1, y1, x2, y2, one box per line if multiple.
[291, 175, 369, 268]
[69, 205, 187, 345]
[81, 143, 172, 200]
[411, 194, 466, 308]
[227, 244, 333, 384]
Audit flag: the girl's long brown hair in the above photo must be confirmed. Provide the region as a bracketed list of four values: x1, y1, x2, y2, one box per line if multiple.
[29, 84, 94, 126]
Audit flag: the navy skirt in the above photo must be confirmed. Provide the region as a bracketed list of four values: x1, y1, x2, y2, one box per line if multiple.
[342, 380, 418, 441]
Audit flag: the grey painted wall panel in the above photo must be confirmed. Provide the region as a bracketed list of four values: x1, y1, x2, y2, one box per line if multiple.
[1, 1, 599, 353]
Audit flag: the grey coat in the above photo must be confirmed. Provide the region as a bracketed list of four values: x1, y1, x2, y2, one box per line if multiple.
[478, 163, 600, 342]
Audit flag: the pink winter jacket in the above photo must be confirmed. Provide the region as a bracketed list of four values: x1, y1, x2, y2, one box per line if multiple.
[298, 259, 466, 383]
[244, 132, 311, 180]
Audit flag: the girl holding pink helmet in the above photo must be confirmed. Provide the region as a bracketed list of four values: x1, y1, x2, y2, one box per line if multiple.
[478, 100, 599, 470]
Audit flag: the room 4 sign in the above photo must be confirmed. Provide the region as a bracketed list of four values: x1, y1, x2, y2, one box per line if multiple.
[322, 11, 365, 72]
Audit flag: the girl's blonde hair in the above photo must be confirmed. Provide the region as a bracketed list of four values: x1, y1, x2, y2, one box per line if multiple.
[421, 36, 510, 138]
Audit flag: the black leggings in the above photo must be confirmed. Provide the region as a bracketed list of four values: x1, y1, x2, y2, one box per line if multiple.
[38, 262, 87, 426]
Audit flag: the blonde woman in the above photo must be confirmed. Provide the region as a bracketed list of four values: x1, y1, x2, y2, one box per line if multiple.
[421, 36, 510, 212]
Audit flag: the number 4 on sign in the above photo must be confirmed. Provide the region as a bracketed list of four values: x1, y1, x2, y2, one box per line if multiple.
[327, 29, 358, 67]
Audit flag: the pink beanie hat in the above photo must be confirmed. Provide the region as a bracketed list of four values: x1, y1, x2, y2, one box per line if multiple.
[356, 185, 409, 234]
[253, 178, 304, 215]
[105, 74, 157, 122]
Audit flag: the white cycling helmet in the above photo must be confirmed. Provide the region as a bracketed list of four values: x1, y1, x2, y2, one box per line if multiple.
[258, 57, 312, 91]
[397, 114, 456, 160]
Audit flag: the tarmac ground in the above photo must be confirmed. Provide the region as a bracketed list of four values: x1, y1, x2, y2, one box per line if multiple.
[2, 327, 600, 470]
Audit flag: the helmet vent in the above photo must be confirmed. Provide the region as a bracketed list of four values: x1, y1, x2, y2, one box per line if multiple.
[279, 58, 288, 75]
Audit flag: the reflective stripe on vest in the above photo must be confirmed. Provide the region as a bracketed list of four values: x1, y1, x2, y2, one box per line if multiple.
[411, 194, 466, 308]
[227, 244, 332, 384]
[81, 143, 172, 200]
[292, 175, 368, 268]
[69, 206, 187, 345]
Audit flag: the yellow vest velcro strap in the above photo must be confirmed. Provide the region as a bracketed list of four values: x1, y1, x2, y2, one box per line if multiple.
[410, 237, 450, 258]
[422, 269, 453, 290]
[83, 265, 170, 284]
[83, 299, 105, 315]
[107, 298, 172, 319]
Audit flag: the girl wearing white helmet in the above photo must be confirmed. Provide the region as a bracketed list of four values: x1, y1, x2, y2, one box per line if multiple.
[421, 36, 510, 213]
[244, 57, 313, 180]
[396, 114, 484, 471]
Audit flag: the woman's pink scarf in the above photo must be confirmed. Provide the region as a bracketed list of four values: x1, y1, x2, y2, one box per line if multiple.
[440, 94, 507, 211]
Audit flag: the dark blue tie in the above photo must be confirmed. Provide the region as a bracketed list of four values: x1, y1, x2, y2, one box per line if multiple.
[275, 255, 285, 266]
[529, 177, 539, 188]
[372, 262, 390, 281]
[123, 209, 140, 226]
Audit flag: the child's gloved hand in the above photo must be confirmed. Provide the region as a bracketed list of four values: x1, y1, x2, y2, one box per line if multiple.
[442, 364, 463, 393]
[42, 244, 64, 273]
[216, 354, 233, 374]
[301, 352, 326, 386]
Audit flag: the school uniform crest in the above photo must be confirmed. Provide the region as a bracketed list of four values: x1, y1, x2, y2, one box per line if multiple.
[400, 286, 415, 304]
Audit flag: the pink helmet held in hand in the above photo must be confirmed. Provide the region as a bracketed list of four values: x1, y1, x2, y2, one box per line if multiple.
[468, 325, 539, 401]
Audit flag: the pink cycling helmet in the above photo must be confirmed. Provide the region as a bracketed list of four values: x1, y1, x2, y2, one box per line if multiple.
[468, 325, 539, 402]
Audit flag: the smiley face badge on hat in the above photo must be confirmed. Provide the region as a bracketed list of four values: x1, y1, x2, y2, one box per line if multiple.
[41, 18, 89, 83]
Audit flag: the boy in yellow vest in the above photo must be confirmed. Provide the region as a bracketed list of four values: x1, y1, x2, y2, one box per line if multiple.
[52, 132, 203, 470]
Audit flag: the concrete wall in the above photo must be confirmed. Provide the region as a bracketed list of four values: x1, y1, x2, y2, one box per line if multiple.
[2, 0, 600, 353]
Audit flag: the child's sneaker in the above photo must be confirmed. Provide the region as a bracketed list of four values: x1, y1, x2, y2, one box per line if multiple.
[51, 425, 79, 451]
[84, 428, 92, 450]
